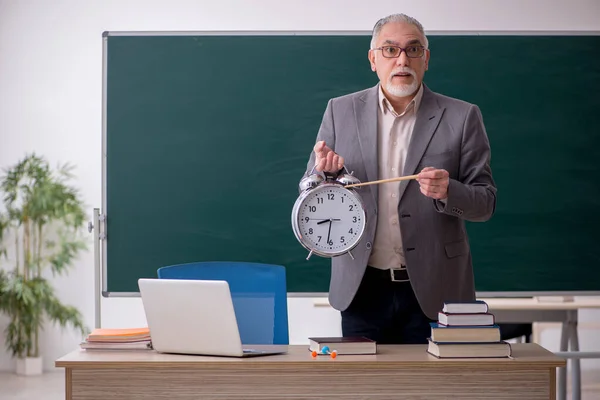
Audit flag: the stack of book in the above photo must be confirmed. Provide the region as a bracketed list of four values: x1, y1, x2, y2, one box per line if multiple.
[426, 300, 512, 358]
[80, 327, 152, 351]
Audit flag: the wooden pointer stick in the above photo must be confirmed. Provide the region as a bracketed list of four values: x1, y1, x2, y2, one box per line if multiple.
[344, 174, 419, 188]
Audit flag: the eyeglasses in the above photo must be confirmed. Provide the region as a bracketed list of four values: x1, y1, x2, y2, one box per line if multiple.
[373, 45, 426, 59]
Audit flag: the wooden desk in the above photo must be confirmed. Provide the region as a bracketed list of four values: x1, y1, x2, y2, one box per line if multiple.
[481, 297, 600, 400]
[313, 296, 600, 400]
[56, 344, 565, 400]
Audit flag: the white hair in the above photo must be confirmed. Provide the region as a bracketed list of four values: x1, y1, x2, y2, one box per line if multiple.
[370, 13, 429, 50]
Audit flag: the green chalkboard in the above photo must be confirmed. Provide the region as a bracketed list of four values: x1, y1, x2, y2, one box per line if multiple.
[103, 32, 600, 294]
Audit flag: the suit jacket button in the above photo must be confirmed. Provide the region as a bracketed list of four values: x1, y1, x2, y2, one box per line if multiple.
[366, 242, 372, 249]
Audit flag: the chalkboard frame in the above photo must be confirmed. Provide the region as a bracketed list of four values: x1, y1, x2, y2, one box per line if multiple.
[99, 30, 600, 298]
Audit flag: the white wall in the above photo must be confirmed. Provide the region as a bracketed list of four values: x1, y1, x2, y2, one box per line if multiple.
[1, 0, 599, 372]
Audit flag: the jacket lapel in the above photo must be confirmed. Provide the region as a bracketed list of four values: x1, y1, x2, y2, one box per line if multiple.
[398, 85, 445, 203]
[354, 85, 379, 205]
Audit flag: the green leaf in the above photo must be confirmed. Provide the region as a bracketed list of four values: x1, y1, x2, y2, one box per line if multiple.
[0, 154, 89, 357]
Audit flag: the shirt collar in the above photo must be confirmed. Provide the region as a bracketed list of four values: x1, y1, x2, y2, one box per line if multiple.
[378, 83, 424, 116]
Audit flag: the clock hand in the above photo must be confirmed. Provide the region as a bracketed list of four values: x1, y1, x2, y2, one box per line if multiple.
[316, 218, 341, 225]
[327, 219, 332, 243]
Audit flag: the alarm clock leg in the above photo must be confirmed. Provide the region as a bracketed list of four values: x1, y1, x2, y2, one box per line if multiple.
[306, 250, 314, 260]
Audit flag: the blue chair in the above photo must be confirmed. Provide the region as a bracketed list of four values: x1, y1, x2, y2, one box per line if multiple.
[156, 261, 289, 345]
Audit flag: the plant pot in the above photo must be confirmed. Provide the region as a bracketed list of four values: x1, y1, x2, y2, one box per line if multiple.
[15, 356, 43, 376]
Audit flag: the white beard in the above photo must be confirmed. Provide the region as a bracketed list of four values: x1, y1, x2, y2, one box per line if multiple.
[385, 68, 419, 97]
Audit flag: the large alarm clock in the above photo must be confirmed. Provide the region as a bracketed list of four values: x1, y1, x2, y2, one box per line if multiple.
[291, 168, 367, 260]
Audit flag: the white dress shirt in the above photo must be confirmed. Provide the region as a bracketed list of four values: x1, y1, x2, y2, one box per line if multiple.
[367, 84, 424, 270]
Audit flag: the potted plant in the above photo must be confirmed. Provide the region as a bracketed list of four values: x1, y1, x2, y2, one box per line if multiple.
[0, 154, 89, 375]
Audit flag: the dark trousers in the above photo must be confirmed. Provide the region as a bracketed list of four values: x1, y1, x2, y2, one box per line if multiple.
[341, 266, 434, 344]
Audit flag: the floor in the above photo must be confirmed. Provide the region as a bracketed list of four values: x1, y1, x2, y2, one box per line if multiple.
[0, 369, 599, 399]
[0, 370, 64, 400]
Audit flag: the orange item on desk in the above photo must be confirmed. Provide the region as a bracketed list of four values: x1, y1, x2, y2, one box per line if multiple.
[81, 327, 152, 350]
[87, 327, 150, 342]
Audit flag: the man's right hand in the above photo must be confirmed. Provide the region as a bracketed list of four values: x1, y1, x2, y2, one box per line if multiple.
[314, 140, 344, 173]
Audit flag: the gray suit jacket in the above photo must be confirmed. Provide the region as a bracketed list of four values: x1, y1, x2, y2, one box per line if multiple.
[303, 84, 497, 320]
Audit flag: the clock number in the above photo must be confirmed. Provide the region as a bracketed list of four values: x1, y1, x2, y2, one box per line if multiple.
[309, 228, 313, 234]
[349, 228, 353, 234]
[317, 236, 322, 243]
[327, 193, 335, 200]
[352, 216, 357, 223]
[349, 205, 353, 211]
[340, 236, 345, 243]
[305, 217, 309, 222]
[317, 197, 323, 204]
[309, 206, 316, 212]
[327, 239, 333, 246]
[341, 197, 344, 203]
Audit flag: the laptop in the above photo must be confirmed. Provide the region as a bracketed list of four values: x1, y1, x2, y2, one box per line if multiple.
[138, 278, 287, 357]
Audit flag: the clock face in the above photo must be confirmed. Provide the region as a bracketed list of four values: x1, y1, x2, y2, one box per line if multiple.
[293, 183, 366, 257]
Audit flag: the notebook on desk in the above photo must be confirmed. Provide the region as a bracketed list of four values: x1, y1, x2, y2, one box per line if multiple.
[138, 278, 287, 357]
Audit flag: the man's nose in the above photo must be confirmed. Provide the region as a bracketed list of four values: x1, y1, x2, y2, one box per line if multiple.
[396, 50, 410, 67]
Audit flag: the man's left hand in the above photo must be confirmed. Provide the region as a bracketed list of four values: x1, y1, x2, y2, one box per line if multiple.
[417, 167, 449, 200]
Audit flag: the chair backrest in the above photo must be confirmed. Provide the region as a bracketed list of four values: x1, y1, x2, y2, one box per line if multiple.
[156, 261, 289, 345]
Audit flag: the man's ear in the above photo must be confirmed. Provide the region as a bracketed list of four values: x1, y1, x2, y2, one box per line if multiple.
[368, 49, 376, 72]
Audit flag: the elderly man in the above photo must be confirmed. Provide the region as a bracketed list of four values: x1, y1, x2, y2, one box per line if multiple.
[302, 13, 497, 344]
